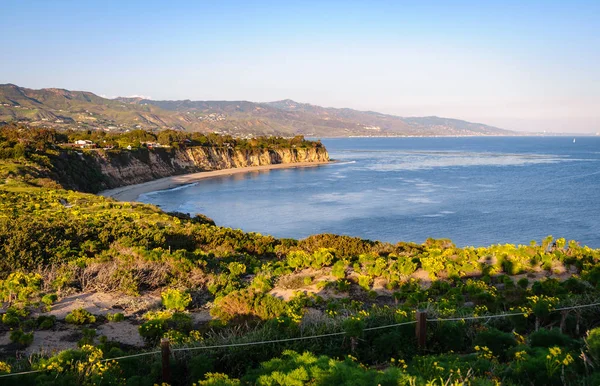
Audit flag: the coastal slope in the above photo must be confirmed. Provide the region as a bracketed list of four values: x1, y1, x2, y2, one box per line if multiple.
[93, 146, 329, 190]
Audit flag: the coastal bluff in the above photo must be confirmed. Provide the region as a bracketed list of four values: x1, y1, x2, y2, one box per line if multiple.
[91, 146, 330, 190]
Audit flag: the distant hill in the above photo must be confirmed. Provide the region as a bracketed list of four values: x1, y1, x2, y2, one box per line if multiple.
[0, 84, 514, 137]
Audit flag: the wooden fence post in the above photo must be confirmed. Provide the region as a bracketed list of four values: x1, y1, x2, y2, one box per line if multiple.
[560, 310, 568, 333]
[161, 337, 171, 384]
[416, 310, 427, 351]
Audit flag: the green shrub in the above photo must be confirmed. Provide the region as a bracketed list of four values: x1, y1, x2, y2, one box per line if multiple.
[358, 275, 372, 291]
[37, 315, 56, 329]
[197, 373, 241, 385]
[227, 262, 246, 277]
[0, 272, 43, 303]
[107, 312, 125, 322]
[65, 308, 96, 325]
[342, 317, 365, 338]
[336, 279, 351, 292]
[311, 248, 334, 269]
[249, 274, 273, 292]
[78, 328, 97, 347]
[1, 306, 28, 327]
[2, 312, 20, 327]
[529, 328, 573, 348]
[517, 277, 529, 289]
[586, 327, 600, 363]
[332, 260, 346, 279]
[189, 354, 215, 383]
[286, 250, 311, 270]
[9, 329, 33, 347]
[139, 319, 166, 345]
[168, 312, 193, 332]
[474, 328, 516, 360]
[0, 361, 11, 374]
[41, 293, 58, 306]
[161, 288, 192, 311]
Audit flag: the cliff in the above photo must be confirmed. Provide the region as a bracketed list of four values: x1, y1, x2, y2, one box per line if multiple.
[88, 146, 329, 190]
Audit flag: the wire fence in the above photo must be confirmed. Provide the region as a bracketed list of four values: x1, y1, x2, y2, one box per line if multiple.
[1, 301, 599, 379]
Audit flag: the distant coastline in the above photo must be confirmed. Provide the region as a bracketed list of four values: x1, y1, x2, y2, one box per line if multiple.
[99, 160, 332, 202]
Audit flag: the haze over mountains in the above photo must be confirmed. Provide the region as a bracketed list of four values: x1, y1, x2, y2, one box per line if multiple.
[0, 84, 514, 137]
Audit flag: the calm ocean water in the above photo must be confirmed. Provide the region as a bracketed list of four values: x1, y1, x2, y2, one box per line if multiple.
[139, 137, 600, 248]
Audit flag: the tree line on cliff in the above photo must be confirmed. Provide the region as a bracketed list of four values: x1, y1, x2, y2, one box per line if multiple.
[0, 124, 324, 192]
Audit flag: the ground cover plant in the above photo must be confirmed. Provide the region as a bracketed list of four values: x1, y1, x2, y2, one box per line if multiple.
[1, 126, 600, 384]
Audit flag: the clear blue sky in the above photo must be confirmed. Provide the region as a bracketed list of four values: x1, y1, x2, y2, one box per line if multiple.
[1, 0, 599, 132]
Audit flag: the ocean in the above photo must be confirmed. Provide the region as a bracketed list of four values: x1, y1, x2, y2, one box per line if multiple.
[139, 137, 600, 248]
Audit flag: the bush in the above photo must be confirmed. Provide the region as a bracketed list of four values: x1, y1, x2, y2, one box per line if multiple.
[332, 260, 347, 279]
[9, 329, 34, 347]
[517, 277, 529, 289]
[139, 319, 165, 345]
[107, 312, 125, 322]
[37, 315, 56, 329]
[337, 279, 351, 292]
[2, 312, 20, 327]
[197, 373, 241, 385]
[587, 327, 600, 363]
[1, 306, 28, 327]
[474, 328, 516, 360]
[161, 289, 192, 311]
[358, 275, 372, 291]
[41, 293, 58, 306]
[529, 328, 573, 348]
[0, 361, 11, 374]
[78, 328, 97, 347]
[65, 308, 97, 325]
[342, 317, 365, 338]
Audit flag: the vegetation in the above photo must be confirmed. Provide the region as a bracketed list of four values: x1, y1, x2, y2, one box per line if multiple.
[0, 126, 599, 385]
[65, 309, 97, 325]
[0, 83, 513, 137]
[0, 123, 325, 192]
[0, 183, 599, 384]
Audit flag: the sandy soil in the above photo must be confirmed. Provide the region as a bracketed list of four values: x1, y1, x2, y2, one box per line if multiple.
[97, 322, 145, 348]
[100, 161, 332, 202]
[25, 328, 81, 356]
[41, 292, 161, 319]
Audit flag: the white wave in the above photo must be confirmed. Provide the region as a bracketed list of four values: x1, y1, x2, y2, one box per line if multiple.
[139, 182, 199, 198]
[311, 191, 369, 204]
[361, 151, 583, 172]
[405, 196, 437, 204]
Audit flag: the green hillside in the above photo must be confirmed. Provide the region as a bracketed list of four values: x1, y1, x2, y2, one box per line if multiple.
[1, 84, 515, 137]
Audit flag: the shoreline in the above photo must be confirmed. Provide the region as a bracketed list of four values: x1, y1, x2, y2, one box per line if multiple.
[99, 160, 332, 202]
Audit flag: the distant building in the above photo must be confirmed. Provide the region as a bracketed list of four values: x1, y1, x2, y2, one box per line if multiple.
[74, 140, 96, 149]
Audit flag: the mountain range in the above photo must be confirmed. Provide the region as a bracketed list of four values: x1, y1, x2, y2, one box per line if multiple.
[0, 84, 514, 137]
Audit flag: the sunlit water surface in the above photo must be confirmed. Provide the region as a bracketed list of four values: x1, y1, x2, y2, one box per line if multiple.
[139, 137, 600, 247]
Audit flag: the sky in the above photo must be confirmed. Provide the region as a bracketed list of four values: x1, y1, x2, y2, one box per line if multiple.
[1, 0, 599, 133]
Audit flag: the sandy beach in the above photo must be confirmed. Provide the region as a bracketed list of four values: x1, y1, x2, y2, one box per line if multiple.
[99, 161, 332, 202]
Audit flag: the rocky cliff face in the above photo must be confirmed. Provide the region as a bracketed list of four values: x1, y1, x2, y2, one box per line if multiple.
[90, 146, 329, 189]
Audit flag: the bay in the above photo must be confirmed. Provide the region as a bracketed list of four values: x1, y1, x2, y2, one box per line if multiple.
[139, 137, 600, 247]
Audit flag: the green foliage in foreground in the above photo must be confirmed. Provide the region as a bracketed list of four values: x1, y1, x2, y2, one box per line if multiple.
[2, 327, 600, 385]
[1, 184, 600, 384]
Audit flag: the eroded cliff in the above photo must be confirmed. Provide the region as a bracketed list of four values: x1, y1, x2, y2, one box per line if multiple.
[89, 146, 329, 190]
